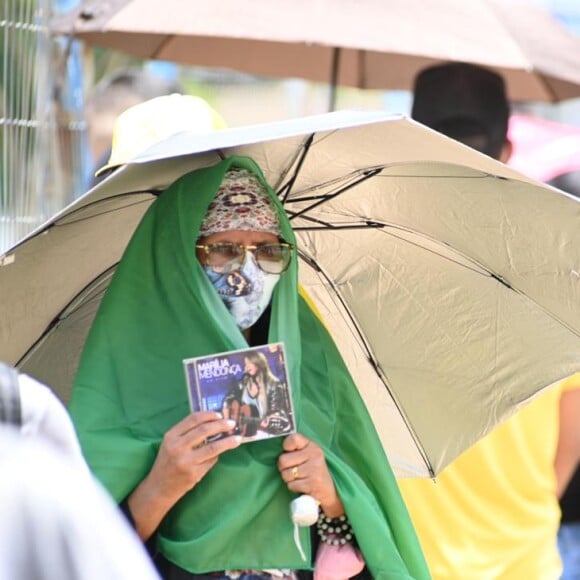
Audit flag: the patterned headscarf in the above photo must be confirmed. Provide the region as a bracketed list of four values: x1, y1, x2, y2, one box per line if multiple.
[199, 167, 281, 237]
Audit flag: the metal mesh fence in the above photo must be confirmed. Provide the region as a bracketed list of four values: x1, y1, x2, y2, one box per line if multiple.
[0, 0, 89, 253]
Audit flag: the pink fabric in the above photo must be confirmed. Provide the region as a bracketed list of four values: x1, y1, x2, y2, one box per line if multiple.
[508, 114, 580, 182]
[314, 541, 365, 580]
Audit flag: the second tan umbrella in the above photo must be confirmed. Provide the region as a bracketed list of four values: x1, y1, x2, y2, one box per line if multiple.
[53, 0, 580, 106]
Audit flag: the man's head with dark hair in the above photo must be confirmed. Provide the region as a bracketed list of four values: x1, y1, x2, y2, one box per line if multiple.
[411, 62, 511, 161]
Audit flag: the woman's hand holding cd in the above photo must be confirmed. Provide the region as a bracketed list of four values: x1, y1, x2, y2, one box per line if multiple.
[128, 411, 241, 540]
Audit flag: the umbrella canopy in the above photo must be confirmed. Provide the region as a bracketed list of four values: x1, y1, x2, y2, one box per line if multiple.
[2, 110, 580, 478]
[52, 0, 580, 103]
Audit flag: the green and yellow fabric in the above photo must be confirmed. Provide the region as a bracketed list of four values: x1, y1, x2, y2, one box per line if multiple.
[69, 156, 429, 579]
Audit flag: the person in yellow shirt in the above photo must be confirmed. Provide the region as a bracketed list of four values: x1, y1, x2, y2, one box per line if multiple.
[401, 62, 580, 579]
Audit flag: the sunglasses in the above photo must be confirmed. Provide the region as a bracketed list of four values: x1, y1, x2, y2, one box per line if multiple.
[196, 242, 294, 274]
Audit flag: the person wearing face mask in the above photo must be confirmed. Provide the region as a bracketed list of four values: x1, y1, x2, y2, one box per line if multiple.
[195, 167, 287, 333]
[68, 157, 429, 580]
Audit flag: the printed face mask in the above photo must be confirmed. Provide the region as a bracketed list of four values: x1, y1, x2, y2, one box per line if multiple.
[204, 253, 280, 330]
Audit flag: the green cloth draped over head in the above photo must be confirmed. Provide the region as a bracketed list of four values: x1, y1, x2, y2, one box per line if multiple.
[69, 156, 429, 579]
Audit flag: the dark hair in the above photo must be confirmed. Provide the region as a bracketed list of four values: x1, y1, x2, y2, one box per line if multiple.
[411, 62, 510, 160]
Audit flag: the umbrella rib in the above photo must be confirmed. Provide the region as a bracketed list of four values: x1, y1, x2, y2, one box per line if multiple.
[16, 264, 119, 367]
[283, 170, 379, 204]
[294, 217, 383, 230]
[534, 74, 559, 103]
[297, 206, 580, 342]
[378, 226, 499, 278]
[151, 35, 174, 61]
[295, 216, 519, 282]
[378, 226, 580, 339]
[328, 47, 340, 112]
[284, 165, 493, 207]
[295, 217, 517, 283]
[287, 168, 382, 220]
[278, 134, 315, 203]
[295, 214, 531, 289]
[53, 192, 160, 226]
[298, 250, 435, 477]
[0, 193, 153, 254]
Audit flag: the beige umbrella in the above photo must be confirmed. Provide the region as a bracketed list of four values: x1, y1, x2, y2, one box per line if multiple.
[52, 0, 580, 106]
[2, 111, 580, 478]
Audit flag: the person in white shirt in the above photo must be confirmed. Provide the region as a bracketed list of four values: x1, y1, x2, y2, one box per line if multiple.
[0, 362, 161, 580]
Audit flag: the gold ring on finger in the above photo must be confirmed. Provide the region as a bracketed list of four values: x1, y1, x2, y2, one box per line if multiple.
[291, 466, 299, 480]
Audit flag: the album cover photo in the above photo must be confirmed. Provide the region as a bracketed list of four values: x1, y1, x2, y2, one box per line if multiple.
[183, 342, 296, 443]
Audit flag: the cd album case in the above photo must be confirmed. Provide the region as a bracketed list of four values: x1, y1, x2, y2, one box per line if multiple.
[183, 342, 296, 443]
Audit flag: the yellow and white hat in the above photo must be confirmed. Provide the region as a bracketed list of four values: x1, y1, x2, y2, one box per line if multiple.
[95, 93, 227, 177]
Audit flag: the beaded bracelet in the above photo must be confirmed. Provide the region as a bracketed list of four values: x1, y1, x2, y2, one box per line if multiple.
[316, 512, 354, 546]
